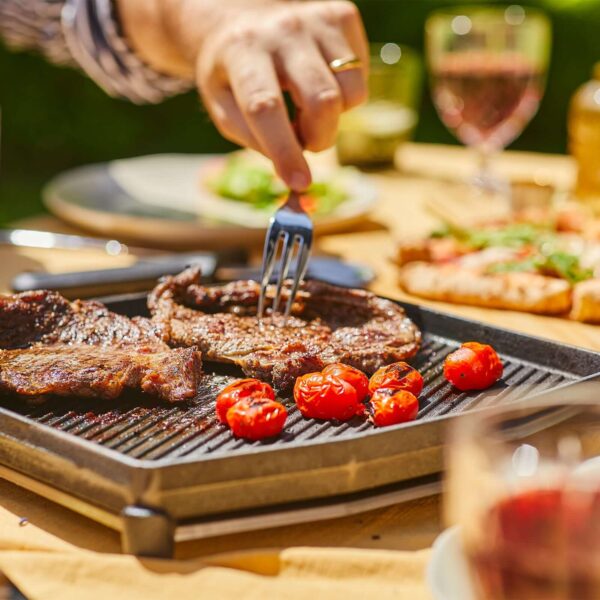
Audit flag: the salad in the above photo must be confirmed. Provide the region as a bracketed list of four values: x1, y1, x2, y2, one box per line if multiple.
[432, 223, 595, 284]
[205, 155, 350, 216]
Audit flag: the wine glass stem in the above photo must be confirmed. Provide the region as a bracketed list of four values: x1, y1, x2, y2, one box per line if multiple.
[473, 145, 509, 199]
[476, 146, 493, 190]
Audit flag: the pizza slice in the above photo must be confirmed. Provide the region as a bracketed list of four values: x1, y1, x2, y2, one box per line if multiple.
[397, 222, 600, 322]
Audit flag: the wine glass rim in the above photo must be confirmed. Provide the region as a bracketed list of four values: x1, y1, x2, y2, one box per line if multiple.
[368, 42, 421, 68]
[426, 4, 549, 26]
[369, 42, 419, 57]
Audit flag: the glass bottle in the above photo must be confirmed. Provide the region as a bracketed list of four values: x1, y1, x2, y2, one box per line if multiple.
[569, 62, 600, 212]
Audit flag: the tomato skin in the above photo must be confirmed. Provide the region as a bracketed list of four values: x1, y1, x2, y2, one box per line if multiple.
[322, 363, 369, 401]
[215, 379, 275, 423]
[226, 397, 287, 441]
[293, 372, 361, 421]
[369, 389, 419, 427]
[368, 362, 424, 396]
[443, 342, 503, 391]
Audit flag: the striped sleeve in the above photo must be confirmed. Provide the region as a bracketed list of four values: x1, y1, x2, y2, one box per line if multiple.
[0, 0, 193, 103]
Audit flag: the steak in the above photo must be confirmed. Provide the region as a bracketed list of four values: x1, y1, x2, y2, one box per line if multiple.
[0, 344, 202, 402]
[0, 289, 162, 349]
[149, 267, 421, 392]
[0, 290, 202, 403]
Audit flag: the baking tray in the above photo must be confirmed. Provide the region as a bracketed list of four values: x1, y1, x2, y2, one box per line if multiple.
[0, 290, 598, 557]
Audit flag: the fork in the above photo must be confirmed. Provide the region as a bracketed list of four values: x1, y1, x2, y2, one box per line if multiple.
[257, 190, 313, 322]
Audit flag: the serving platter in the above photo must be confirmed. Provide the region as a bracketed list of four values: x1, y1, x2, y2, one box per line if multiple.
[42, 153, 378, 249]
[0, 290, 598, 557]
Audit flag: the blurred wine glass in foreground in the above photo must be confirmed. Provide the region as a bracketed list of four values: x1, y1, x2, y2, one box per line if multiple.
[447, 387, 600, 600]
[426, 5, 551, 194]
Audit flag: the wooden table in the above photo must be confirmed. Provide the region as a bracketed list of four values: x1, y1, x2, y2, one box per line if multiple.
[1, 143, 598, 559]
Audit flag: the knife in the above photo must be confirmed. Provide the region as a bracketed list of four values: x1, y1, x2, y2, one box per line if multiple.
[0, 228, 152, 256]
[11, 256, 374, 298]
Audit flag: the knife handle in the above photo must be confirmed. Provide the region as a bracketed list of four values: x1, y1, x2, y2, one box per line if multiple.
[11, 253, 218, 299]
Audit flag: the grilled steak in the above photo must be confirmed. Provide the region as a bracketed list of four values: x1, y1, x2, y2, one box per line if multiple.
[149, 267, 421, 392]
[0, 290, 202, 403]
[0, 344, 202, 402]
[0, 289, 162, 349]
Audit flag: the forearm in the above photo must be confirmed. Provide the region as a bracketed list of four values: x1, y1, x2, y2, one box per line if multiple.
[0, 0, 74, 66]
[116, 0, 280, 79]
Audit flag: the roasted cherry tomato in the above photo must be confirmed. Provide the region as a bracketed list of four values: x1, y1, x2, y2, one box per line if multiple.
[443, 342, 503, 391]
[293, 372, 361, 421]
[368, 362, 424, 397]
[226, 397, 287, 441]
[215, 378, 275, 423]
[369, 389, 419, 427]
[322, 363, 369, 401]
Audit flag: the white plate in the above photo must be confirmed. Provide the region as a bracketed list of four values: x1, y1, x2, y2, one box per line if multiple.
[43, 152, 378, 249]
[427, 526, 476, 600]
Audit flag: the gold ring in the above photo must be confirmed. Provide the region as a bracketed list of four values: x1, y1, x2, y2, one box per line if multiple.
[329, 56, 362, 73]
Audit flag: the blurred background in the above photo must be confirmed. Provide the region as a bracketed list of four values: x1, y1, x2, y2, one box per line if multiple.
[1, 0, 599, 225]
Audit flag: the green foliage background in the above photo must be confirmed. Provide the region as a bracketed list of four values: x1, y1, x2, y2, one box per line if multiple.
[0, 0, 599, 224]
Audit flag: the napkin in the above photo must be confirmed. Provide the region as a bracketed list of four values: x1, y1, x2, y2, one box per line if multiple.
[0, 479, 433, 600]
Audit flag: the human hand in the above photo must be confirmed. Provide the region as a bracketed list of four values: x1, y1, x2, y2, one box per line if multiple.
[195, 1, 368, 190]
[119, 0, 368, 190]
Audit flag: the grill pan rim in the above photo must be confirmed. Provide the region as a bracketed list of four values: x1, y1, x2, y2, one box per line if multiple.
[1, 289, 599, 525]
[1, 372, 597, 475]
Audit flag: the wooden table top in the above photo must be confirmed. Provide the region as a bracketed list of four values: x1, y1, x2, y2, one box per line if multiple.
[3, 143, 598, 558]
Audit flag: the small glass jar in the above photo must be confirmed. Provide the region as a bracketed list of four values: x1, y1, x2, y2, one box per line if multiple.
[336, 43, 422, 168]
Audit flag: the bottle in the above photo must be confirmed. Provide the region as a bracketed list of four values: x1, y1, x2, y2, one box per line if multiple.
[569, 62, 600, 212]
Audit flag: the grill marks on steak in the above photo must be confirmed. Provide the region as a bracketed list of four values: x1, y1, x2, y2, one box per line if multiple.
[0, 272, 421, 401]
[0, 290, 202, 403]
[149, 267, 421, 392]
[0, 290, 162, 349]
[0, 345, 201, 402]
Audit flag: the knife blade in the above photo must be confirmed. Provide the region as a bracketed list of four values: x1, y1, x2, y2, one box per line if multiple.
[0, 229, 153, 256]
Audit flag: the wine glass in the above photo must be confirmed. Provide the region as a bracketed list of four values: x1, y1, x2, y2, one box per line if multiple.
[447, 384, 600, 599]
[426, 5, 551, 195]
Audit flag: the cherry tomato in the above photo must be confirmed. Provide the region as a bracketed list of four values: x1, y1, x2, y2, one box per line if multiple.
[368, 362, 424, 397]
[226, 397, 287, 441]
[322, 363, 369, 401]
[215, 378, 275, 423]
[443, 342, 503, 391]
[369, 389, 419, 427]
[293, 372, 361, 421]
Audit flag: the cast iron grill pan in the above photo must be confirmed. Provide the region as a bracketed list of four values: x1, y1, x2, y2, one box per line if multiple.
[0, 337, 573, 462]
[0, 296, 587, 462]
[0, 290, 598, 556]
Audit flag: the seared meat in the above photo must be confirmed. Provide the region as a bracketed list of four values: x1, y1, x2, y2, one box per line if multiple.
[149, 267, 421, 392]
[0, 289, 163, 349]
[0, 344, 202, 402]
[0, 290, 202, 403]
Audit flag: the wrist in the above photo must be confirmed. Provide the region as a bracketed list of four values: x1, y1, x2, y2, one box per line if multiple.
[116, 0, 196, 78]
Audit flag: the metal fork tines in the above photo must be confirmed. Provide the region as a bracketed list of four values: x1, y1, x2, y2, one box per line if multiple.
[257, 191, 313, 322]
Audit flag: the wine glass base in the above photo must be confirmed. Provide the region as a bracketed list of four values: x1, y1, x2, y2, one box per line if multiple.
[471, 172, 510, 198]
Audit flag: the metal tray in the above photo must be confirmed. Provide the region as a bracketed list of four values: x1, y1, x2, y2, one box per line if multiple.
[0, 291, 598, 556]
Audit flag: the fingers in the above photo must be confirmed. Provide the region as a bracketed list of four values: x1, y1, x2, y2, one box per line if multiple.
[224, 48, 311, 191]
[195, 1, 368, 189]
[201, 84, 263, 153]
[318, 32, 368, 110]
[277, 38, 343, 152]
[315, 1, 369, 109]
